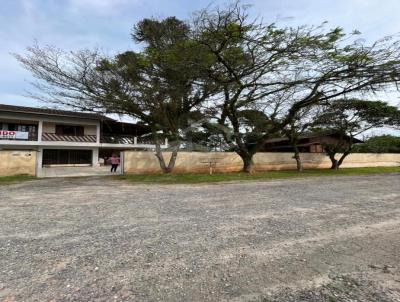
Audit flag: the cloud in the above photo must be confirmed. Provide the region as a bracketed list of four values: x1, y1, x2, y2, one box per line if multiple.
[0, 93, 41, 107]
[252, 0, 400, 41]
[67, 0, 139, 15]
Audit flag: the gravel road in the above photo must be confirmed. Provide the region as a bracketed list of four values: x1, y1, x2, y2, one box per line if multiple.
[0, 174, 399, 301]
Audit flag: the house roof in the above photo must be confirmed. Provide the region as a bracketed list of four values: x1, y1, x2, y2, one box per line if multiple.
[0, 103, 112, 121]
[264, 132, 364, 144]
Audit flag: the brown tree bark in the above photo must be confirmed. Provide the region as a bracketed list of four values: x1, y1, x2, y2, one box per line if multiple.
[337, 150, 351, 169]
[238, 152, 255, 173]
[154, 139, 180, 174]
[293, 149, 303, 172]
[328, 152, 339, 170]
[290, 137, 303, 171]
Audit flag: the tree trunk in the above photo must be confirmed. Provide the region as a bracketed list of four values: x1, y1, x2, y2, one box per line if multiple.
[166, 145, 179, 172]
[293, 151, 303, 172]
[337, 150, 351, 169]
[292, 145, 303, 172]
[154, 141, 169, 173]
[154, 140, 180, 174]
[328, 153, 339, 170]
[226, 107, 256, 174]
[239, 152, 255, 173]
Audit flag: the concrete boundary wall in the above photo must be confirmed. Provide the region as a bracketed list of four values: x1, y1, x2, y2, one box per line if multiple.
[123, 151, 400, 174]
[0, 150, 37, 176]
[1, 150, 398, 177]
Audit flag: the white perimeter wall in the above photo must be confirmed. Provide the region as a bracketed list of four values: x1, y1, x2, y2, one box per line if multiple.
[0, 150, 37, 176]
[123, 151, 400, 174]
[1, 150, 398, 177]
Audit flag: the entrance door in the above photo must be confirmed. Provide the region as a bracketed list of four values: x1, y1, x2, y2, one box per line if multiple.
[43, 149, 92, 166]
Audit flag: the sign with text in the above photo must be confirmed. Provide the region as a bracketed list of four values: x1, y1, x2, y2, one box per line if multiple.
[0, 130, 29, 140]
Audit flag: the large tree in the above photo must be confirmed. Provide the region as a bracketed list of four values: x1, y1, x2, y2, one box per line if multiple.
[192, 4, 316, 172]
[281, 106, 320, 172]
[193, 3, 400, 172]
[311, 99, 400, 169]
[16, 17, 215, 173]
[16, 2, 400, 174]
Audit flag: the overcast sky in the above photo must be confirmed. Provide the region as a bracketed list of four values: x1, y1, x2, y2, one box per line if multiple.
[1, 0, 400, 127]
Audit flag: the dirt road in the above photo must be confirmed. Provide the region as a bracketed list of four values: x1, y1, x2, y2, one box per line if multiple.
[1, 174, 399, 301]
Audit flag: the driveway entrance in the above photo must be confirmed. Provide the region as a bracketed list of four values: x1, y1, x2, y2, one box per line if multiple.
[39, 149, 124, 177]
[41, 165, 122, 177]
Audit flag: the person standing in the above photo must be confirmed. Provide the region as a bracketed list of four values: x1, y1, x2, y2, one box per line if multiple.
[110, 154, 120, 173]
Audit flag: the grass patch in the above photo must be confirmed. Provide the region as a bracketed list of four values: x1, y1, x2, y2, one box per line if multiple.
[118, 166, 400, 184]
[0, 174, 36, 185]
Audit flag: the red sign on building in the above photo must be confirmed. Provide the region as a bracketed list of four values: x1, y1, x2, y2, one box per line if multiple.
[0, 130, 29, 139]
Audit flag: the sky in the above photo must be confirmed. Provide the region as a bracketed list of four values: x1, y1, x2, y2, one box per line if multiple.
[0, 0, 400, 135]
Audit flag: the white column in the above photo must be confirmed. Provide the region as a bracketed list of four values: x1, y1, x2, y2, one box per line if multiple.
[164, 138, 168, 147]
[38, 120, 43, 142]
[92, 148, 99, 167]
[134, 136, 138, 145]
[120, 151, 124, 175]
[96, 122, 101, 144]
[36, 147, 43, 177]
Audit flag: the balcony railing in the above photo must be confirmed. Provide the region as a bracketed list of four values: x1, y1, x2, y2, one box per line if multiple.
[42, 133, 97, 143]
[101, 134, 135, 144]
[1, 131, 166, 146]
[100, 135, 157, 145]
[42, 133, 158, 145]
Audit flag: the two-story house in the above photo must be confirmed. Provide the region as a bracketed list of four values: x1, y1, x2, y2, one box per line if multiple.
[0, 104, 168, 177]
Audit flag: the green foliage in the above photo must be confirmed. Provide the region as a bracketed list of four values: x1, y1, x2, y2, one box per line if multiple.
[237, 110, 271, 131]
[95, 17, 217, 139]
[0, 175, 35, 185]
[354, 135, 400, 153]
[132, 17, 190, 48]
[312, 99, 400, 137]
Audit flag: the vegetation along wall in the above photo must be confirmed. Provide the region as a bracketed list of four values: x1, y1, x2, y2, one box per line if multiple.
[0, 150, 37, 177]
[123, 151, 400, 174]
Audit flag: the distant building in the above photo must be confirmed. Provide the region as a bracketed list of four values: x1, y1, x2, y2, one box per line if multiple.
[260, 133, 363, 153]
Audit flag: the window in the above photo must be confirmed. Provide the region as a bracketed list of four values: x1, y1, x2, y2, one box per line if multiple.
[28, 125, 37, 134]
[56, 125, 84, 136]
[1, 123, 37, 133]
[16, 125, 28, 132]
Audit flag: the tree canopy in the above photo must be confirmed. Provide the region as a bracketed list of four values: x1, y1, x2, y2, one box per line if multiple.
[15, 2, 400, 173]
[354, 135, 400, 153]
[190, 3, 400, 172]
[16, 17, 216, 173]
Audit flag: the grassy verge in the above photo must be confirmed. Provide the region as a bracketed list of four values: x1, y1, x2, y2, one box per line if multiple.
[0, 175, 36, 185]
[118, 166, 400, 184]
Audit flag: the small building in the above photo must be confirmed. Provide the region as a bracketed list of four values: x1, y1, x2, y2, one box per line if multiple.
[260, 133, 363, 153]
[0, 104, 167, 177]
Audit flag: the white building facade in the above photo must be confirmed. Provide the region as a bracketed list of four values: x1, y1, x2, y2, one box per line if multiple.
[0, 104, 167, 177]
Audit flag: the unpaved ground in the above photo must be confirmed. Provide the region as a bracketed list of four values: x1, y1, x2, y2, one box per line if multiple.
[0, 174, 399, 301]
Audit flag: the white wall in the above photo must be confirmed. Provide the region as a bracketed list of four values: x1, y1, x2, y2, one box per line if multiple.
[0, 150, 37, 176]
[123, 151, 400, 174]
